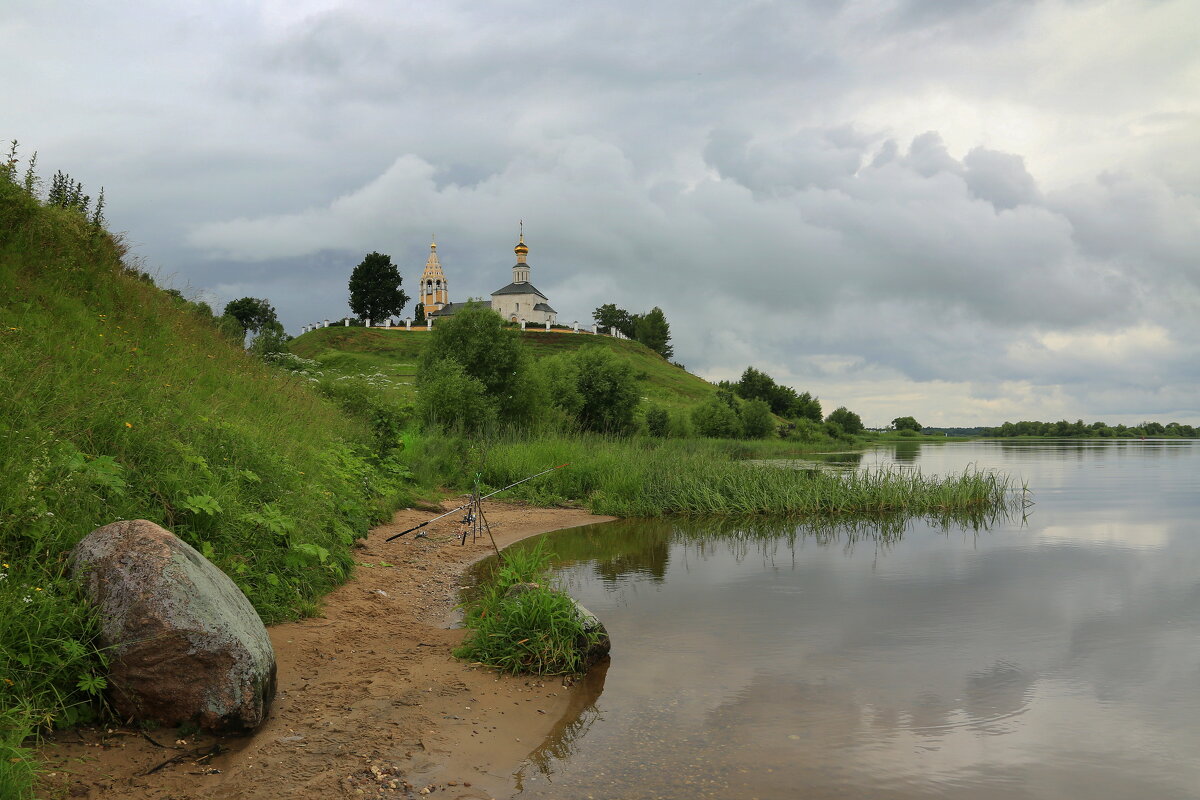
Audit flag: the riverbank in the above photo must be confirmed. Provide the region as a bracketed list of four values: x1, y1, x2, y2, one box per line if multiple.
[36, 501, 613, 800]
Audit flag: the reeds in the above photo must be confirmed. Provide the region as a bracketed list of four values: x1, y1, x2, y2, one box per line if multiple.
[404, 433, 1018, 518]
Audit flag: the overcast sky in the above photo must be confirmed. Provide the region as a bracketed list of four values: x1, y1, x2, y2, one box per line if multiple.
[4, 0, 1198, 427]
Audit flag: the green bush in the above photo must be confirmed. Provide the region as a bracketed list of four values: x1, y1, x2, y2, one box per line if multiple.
[455, 541, 602, 675]
[573, 346, 640, 434]
[739, 398, 775, 439]
[415, 357, 496, 433]
[645, 405, 670, 437]
[692, 396, 743, 438]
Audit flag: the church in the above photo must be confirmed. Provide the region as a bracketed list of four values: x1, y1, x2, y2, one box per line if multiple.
[420, 228, 557, 326]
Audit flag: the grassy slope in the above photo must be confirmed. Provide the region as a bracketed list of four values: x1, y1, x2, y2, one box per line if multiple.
[0, 178, 407, 789]
[290, 325, 720, 413]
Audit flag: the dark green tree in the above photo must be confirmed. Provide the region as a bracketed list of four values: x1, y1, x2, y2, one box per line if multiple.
[826, 406, 864, 435]
[413, 302, 426, 324]
[892, 416, 922, 432]
[593, 303, 636, 338]
[735, 367, 775, 404]
[793, 391, 823, 423]
[223, 297, 280, 336]
[634, 306, 673, 359]
[348, 251, 409, 322]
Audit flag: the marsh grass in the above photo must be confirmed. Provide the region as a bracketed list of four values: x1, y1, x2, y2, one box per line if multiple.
[455, 542, 602, 675]
[405, 433, 1017, 518]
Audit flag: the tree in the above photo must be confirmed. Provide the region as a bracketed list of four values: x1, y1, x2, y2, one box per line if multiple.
[413, 302, 426, 324]
[348, 251, 409, 322]
[634, 306, 673, 359]
[593, 304, 635, 338]
[418, 302, 541, 425]
[826, 406, 864, 435]
[740, 399, 775, 439]
[735, 367, 776, 404]
[573, 346, 640, 433]
[792, 391, 822, 423]
[892, 416, 922, 432]
[223, 297, 280, 336]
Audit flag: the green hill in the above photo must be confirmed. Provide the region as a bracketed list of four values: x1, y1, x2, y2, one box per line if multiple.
[290, 324, 720, 413]
[0, 171, 407, 788]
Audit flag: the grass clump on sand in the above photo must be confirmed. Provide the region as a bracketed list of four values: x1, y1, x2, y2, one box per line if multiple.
[455, 541, 604, 675]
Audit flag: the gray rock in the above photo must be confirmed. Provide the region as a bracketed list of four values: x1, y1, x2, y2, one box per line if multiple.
[70, 519, 276, 731]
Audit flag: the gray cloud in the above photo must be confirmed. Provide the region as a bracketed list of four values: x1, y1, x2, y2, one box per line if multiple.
[2, 0, 1197, 425]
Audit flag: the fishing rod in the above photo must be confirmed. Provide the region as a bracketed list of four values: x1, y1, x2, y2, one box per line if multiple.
[385, 463, 569, 542]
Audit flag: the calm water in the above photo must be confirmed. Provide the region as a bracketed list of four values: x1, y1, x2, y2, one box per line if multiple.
[510, 440, 1200, 799]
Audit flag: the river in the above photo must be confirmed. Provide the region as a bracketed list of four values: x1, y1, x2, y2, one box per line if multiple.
[507, 439, 1200, 798]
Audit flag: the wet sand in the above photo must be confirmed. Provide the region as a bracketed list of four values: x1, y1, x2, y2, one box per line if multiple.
[37, 501, 614, 800]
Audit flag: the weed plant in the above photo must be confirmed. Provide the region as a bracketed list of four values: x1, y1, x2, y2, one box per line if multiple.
[0, 165, 412, 784]
[455, 542, 602, 675]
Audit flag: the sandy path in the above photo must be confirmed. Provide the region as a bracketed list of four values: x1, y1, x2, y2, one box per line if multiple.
[38, 502, 614, 800]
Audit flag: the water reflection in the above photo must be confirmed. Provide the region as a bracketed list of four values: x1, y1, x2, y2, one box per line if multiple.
[514, 659, 608, 789]
[891, 440, 922, 463]
[508, 440, 1200, 799]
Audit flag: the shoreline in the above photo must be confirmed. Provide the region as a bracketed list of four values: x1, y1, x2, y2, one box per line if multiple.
[38, 501, 615, 800]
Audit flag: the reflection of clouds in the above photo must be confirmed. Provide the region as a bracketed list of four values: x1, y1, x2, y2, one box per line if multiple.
[522, 442, 1200, 798]
[1040, 521, 1168, 548]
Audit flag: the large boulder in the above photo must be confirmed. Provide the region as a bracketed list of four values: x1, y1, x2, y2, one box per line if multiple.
[70, 520, 276, 731]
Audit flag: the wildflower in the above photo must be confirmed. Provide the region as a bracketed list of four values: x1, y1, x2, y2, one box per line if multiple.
[125, 422, 133, 428]
[23, 595, 32, 603]
[34, 586, 42, 591]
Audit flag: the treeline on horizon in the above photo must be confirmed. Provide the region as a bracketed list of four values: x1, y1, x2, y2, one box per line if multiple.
[983, 419, 1198, 438]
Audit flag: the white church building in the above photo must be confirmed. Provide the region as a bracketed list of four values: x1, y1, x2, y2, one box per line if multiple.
[423, 227, 557, 326]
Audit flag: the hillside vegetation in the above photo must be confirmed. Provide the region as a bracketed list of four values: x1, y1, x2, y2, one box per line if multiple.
[0, 168, 409, 794]
[289, 324, 720, 413]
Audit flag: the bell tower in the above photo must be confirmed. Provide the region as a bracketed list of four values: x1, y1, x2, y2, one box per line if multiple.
[419, 237, 448, 311]
[512, 222, 530, 284]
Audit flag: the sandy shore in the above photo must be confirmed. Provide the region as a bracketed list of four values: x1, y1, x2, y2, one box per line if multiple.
[37, 501, 615, 800]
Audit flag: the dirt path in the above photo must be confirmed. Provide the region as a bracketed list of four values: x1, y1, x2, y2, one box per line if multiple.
[38, 502, 614, 800]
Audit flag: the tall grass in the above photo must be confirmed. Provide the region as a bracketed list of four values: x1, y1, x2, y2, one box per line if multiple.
[403, 432, 1018, 518]
[0, 707, 37, 800]
[0, 170, 412, 787]
[454, 541, 603, 675]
